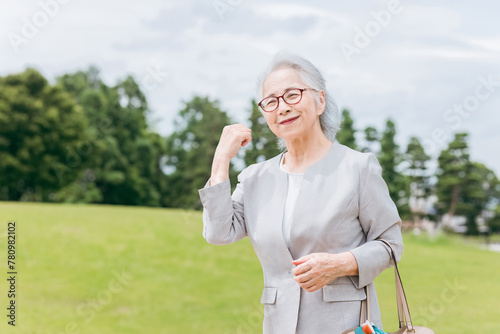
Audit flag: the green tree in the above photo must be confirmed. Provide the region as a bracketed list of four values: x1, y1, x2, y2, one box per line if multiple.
[244, 99, 281, 166]
[434, 133, 500, 235]
[435, 132, 470, 219]
[164, 96, 235, 209]
[56, 68, 168, 206]
[361, 126, 379, 153]
[488, 204, 500, 234]
[336, 109, 357, 150]
[460, 162, 500, 235]
[404, 136, 431, 221]
[0, 68, 88, 201]
[378, 119, 410, 219]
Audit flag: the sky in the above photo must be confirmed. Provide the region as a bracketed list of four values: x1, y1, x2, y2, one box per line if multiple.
[1, 0, 499, 175]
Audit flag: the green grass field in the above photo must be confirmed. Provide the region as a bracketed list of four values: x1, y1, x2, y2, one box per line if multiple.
[0, 201, 498, 333]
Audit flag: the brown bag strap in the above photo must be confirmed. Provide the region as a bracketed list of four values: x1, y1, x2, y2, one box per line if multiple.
[359, 293, 367, 324]
[379, 239, 414, 331]
[395, 265, 405, 328]
[359, 239, 414, 331]
[360, 282, 371, 324]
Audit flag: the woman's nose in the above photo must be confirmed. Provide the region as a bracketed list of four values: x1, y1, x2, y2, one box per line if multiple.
[277, 98, 291, 114]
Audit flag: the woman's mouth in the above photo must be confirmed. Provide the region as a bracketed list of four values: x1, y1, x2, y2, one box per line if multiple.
[279, 116, 299, 125]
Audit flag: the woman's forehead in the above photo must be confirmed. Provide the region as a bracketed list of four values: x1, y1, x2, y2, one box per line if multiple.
[262, 68, 304, 96]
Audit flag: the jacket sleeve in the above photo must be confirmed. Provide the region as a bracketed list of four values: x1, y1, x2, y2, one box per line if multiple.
[198, 169, 247, 245]
[348, 153, 404, 288]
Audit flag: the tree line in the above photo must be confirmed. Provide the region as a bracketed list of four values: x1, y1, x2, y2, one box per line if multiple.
[337, 110, 500, 235]
[1, 67, 499, 235]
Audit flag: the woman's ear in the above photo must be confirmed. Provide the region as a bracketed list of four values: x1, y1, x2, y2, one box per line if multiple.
[317, 90, 326, 116]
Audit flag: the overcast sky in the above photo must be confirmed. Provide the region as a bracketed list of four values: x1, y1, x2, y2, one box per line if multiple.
[1, 0, 499, 175]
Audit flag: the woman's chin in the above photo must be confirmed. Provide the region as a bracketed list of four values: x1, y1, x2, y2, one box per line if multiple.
[280, 133, 303, 144]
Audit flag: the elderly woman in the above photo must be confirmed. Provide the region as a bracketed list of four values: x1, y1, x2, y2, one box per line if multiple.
[198, 53, 403, 334]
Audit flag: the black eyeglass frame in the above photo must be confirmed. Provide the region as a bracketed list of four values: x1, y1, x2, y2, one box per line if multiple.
[258, 88, 318, 112]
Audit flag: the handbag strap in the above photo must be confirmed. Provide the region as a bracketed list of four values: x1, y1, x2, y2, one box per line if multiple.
[395, 268, 405, 328]
[360, 282, 371, 324]
[379, 239, 414, 331]
[359, 239, 414, 331]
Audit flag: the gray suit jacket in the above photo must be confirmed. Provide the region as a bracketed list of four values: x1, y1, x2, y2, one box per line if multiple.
[198, 140, 403, 334]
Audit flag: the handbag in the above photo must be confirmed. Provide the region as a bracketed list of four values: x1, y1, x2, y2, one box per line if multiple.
[342, 239, 435, 334]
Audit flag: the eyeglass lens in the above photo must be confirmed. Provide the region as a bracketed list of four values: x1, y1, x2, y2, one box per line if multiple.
[261, 89, 302, 112]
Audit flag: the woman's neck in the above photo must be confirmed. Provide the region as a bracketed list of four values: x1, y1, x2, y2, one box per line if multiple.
[283, 133, 333, 173]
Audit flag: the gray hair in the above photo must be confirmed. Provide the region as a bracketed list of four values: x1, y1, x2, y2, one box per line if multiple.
[256, 52, 341, 151]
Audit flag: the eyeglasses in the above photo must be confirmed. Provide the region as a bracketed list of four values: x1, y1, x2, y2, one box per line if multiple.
[258, 88, 317, 112]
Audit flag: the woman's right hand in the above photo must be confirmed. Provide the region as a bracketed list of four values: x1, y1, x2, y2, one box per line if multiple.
[210, 124, 252, 185]
[214, 124, 252, 161]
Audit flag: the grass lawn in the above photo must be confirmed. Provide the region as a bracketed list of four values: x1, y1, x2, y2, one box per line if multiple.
[0, 201, 498, 333]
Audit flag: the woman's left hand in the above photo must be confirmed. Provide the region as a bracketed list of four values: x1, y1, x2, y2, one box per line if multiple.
[292, 252, 358, 292]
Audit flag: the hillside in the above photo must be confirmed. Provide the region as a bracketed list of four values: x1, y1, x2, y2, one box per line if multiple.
[1, 202, 498, 333]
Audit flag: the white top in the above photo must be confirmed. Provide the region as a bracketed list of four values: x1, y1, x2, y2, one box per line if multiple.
[280, 155, 304, 250]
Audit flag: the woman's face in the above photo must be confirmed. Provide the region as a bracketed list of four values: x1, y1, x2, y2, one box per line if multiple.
[261, 67, 325, 142]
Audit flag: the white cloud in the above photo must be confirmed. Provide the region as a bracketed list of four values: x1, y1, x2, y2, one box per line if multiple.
[1, 0, 499, 175]
[461, 35, 500, 55]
